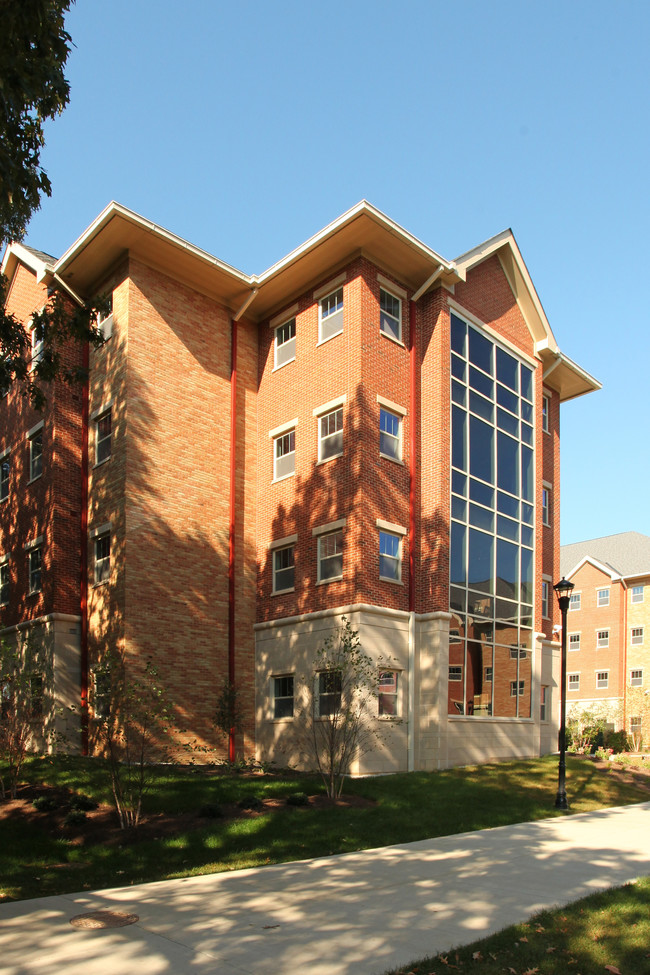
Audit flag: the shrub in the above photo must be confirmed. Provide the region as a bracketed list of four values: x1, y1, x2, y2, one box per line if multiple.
[32, 795, 58, 812]
[604, 729, 630, 754]
[197, 802, 223, 818]
[63, 809, 87, 827]
[286, 792, 309, 806]
[238, 796, 264, 811]
[71, 794, 98, 811]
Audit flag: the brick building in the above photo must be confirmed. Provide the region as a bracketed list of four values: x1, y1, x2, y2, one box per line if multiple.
[1, 201, 599, 771]
[560, 532, 650, 745]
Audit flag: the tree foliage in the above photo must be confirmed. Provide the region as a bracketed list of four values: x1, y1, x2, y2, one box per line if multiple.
[0, 0, 73, 247]
[0, 632, 52, 799]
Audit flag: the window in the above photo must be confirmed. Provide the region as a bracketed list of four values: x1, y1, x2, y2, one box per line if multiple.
[631, 627, 644, 646]
[379, 531, 401, 582]
[510, 645, 527, 659]
[273, 429, 295, 480]
[541, 580, 550, 619]
[632, 585, 644, 604]
[379, 288, 401, 342]
[540, 685, 548, 722]
[630, 669, 643, 687]
[317, 670, 341, 716]
[378, 671, 399, 716]
[273, 545, 295, 593]
[569, 592, 581, 611]
[274, 317, 296, 369]
[0, 456, 8, 501]
[94, 671, 111, 719]
[597, 629, 609, 648]
[597, 588, 610, 607]
[0, 562, 8, 605]
[510, 680, 525, 697]
[449, 666, 463, 681]
[29, 547, 42, 593]
[273, 675, 294, 719]
[319, 287, 343, 342]
[29, 430, 43, 481]
[542, 487, 551, 526]
[95, 410, 112, 465]
[30, 674, 44, 720]
[318, 530, 343, 582]
[568, 673, 580, 691]
[569, 633, 581, 651]
[97, 294, 113, 340]
[485, 666, 493, 682]
[630, 715, 642, 735]
[379, 407, 402, 461]
[596, 671, 609, 689]
[31, 319, 44, 366]
[542, 394, 550, 433]
[94, 533, 110, 585]
[319, 408, 343, 461]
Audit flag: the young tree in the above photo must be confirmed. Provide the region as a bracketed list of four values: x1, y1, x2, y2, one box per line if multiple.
[296, 618, 389, 799]
[95, 653, 175, 829]
[0, 632, 51, 799]
[626, 687, 650, 752]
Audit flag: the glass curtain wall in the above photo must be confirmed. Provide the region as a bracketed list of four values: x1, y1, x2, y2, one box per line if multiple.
[448, 312, 534, 718]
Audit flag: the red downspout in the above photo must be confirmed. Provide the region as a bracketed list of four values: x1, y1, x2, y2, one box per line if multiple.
[80, 343, 90, 755]
[228, 318, 238, 763]
[409, 301, 417, 613]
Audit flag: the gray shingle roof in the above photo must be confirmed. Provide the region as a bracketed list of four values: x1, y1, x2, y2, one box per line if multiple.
[19, 244, 56, 265]
[560, 532, 650, 579]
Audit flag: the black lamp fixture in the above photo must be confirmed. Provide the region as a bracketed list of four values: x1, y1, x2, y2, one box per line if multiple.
[553, 577, 575, 809]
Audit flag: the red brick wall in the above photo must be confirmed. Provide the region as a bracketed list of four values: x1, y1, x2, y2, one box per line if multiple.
[565, 563, 626, 703]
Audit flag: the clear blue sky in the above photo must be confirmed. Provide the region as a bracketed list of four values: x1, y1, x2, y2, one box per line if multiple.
[24, 0, 650, 546]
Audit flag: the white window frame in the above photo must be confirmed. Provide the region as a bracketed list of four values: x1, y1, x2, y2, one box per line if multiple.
[630, 668, 643, 687]
[542, 393, 550, 433]
[541, 578, 551, 619]
[27, 422, 43, 482]
[569, 591, 581, 611]
[597, 587, 610, 607]
[318, 286, 344, 344]
[379, 529, 402, 583]
[272, 542, 295, 594]
[448, 666, 463, 682]
[569, 632, 581, 651]
[96, 293, 113, 341]
[273, 430, 296, 481]
[0, 451, 9, 501]
[379, 408, 402, 461]
[94, 409, 112, 466]
[94, 531, 110, 585]
[0, 558, 9, 606]
[316, 669, 342, 717]
[378, 670, 400, 717]
[540, 685, 548, 722]
[631, 626, 644, 646]
[596, 670, 609, 689]
[379, 287, 402, 343]
[510, 680, 525, 697]
[272, 674, 294, 719]
[568, 673, 580, 691]
[542, 484, 551, 527]
[596, 629, 609, 648]
[631, 585, 644, 604]
[318, 408, 343, 463]
[28, 546, 42, 594]
[274, 316, 296, 369]
[30, 311, 45, 368]
[313, 521, 345, 584]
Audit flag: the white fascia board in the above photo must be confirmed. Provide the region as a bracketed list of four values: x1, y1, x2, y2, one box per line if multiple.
[568, 555, 621, 581]
[254, 200, 456, 285]
[1, 242, 55, 279]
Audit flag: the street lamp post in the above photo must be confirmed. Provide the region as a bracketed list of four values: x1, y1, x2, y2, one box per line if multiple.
[553, 577, 575, 810]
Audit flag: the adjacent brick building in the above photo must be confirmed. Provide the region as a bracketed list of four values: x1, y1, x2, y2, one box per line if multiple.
[0, 202, 600, 771]
[560, 532, 650, 746]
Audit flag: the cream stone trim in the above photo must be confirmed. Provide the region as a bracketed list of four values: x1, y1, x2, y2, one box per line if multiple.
[0, 446, 10, 460]
[447, 298, 539, 369]
[376, 518, 407, 536]
[26, 420, 44, 440]
[313, 273, 346, 301]
[270, 304, 299, 329]
[313, 394, 346, 417]
[23, 535, 43, 550]
[254, 602, 412, 631]
[268, 534, 298, 551]
[89, 522, 111, 538]
[377, 273, 407, 300]
[376, 394, 407, 416]
[90, 400, 113, 422]
[312, 518, 346, 537]
[0, 552, 8, 565]
[269, 417, 299, 439]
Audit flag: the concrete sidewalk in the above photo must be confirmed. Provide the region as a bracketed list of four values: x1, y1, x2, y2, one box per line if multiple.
[1, 802, 649, 975]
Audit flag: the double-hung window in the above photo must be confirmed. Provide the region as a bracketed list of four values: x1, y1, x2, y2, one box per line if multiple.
[378, 671, 399, 716]
[30, 315, 45, 367]
[379, 529, 401, 582]
[274, 317, 296, 369]
[379, 406, 402, 461]
[542, 486, 551, 526]
[569, 633, 581, 651]
[0, 454, 8, 501]
[596, 670, 609, 689]
[94, 671, 111, 719]
[273, 428, 296, 481]
[29, 427, 43, 481]
[319, 287, 343, 343]
[96, 294, 113, 340]
[317, 529, 343, 582]
[597, 588, 610, 607]
[541, 580, 550, 619]
[630, 668, 643, 687]
[542, 394, 550, 433]
[632, 585, 644, 603]
[29, 547, 42, 593]
[95, 410, 112, 465]
[273, 675, 294, 719]
[319, 408, 343, 462]
[317, 670, 342, 717]
[510, 680, 525, 697]
[597, 629, 609, 648]
[94, 532, 110, 585]
[379, 288, 402, 342]
[569, 592, 581, 611]
[540, 685, 548, 721]
[631, 626, 644, 645]
[273, 544, 295, 594]
[0, 560, 9, 605]
[568, 673, 580, 691]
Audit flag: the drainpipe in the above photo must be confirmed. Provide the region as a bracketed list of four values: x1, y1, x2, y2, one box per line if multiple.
[227, 288, 258, 763]
[80, 343, 90, 755]
[408, 299, 417, 770]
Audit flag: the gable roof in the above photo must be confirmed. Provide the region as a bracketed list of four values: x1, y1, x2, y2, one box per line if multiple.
[561, 532, 650, 580]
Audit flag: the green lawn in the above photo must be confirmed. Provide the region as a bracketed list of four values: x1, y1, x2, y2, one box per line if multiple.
[1, 753, 648, 903]
[386, 876, 650, 975]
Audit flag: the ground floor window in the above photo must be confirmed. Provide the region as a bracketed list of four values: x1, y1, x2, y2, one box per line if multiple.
[273, 675, 294, 719]
[317, 670, 342, 716]
[447, 622, 532, 717]
[378, 671, 399, 716]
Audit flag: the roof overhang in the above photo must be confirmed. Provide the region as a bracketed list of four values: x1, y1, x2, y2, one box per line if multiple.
[566, 555, 621, 582]
[1, 241, 55, 283]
